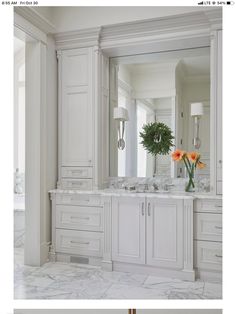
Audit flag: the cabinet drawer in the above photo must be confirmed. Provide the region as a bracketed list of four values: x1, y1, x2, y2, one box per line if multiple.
[194, 213, 222, 242]
[194, 199, 222, 213]
[56, 193, 101, 207]
[61, 179, 93, 190]
[194, 240, 222, 271]
[56, 205, 103, 232]
[61, 167, 93, 179]
[56, 229, 103, 257]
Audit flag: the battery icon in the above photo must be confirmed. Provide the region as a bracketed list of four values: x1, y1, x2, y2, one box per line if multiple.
[227, 1, 234, 4]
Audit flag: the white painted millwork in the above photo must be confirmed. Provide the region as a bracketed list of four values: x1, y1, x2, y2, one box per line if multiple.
[61, 166, 93, 179]
[194, 213, 222, 242]
[60, 48, 93, 168]
[49, 10, 222, 282]
[110, 195, 194, 280]
[56, 229, 103, 257]
[112, 196, 146, 264]
[61, 178, 93, 190]
[194, 240, 222, 272]
[51, 192, 104, 263]
[56, 205, 103, 232]
[50, 190, 222, 281]
[194, 198, 222, 213]
[147, 199, 184, 269]
[194, 197, 222, 281]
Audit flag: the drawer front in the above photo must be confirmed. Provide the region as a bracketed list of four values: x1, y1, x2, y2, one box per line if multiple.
[194, 199, 222, 213]
[61, 167, 93, 179]
[56, 193, 101, 207]
[56, 205, 103, 232]
[56, 229, 103, 257]
[194, 213, 222, 242]
[61, 179, 93, 190]
[194, 240, 222, 271]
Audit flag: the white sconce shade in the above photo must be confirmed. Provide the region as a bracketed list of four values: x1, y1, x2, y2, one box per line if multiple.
[113, 107, 129, 121]
[191, 102, 204, 116]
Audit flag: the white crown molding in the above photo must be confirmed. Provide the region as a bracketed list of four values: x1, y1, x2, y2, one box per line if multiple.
[204, 8, 223, 30]
[14, 12, 47, 44]
[14, 7, 56, 34]
[55, 27, 101, 50]
[100, 9, 222, 54]
[53, 9, 222, 53]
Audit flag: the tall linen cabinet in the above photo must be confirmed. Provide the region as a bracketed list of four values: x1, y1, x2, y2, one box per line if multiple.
[56, 44, 109, 190]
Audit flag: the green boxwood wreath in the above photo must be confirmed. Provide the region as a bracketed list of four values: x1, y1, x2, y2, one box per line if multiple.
[140, 122, 174, 156]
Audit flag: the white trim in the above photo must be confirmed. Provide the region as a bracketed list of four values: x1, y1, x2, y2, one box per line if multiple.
[14, 7, 55, 34]
[14, 12, 47, 44]
[112, 261, 195, 281]
[55, 27, 101, 50]
[210, 31, 218, 195]
[53, 9, 222, 53]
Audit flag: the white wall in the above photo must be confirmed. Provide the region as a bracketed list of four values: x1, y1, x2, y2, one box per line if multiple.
[131, 63, 176, 99]
[51, 6, 215, 32]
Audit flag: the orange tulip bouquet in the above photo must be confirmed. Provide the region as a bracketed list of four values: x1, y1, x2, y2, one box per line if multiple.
[172, 149, 206, 192]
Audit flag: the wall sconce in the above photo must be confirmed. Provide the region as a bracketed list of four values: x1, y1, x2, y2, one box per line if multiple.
[113, 106, 129, 150]
[191, 102, 204, 149]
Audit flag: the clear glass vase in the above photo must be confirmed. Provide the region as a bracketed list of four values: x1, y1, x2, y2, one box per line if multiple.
[185, 170, 195, 192]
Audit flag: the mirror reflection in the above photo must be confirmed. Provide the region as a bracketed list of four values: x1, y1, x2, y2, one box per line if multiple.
[109, 47, 210, 178]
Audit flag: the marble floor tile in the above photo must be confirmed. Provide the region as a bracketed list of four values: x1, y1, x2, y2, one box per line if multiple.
[14, 248, 222, 299]
[103, 283, 168, 299]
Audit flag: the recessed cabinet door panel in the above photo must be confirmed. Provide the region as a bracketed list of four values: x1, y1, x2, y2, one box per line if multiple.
[147, 198, 184, 269]
[62, 49, 89, 88]
[112, 196, 145, 264]
[61, 48, 93, 167]
[62, 89, 92, 166]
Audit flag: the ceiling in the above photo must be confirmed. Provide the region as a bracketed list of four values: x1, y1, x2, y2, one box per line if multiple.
[126, 55, 210, 78]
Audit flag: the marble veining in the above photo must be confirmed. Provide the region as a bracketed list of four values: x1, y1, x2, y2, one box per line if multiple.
[49, 188, 221, 200]
[14, 248, 222, 299]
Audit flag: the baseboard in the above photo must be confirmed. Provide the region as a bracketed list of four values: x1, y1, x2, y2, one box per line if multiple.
[196, 269, 222, 283]
[113, 261, 195, 281]
[40, 241, 50, 265]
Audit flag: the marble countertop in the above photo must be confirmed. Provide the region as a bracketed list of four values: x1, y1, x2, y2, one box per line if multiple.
[49, 188, 222, 200]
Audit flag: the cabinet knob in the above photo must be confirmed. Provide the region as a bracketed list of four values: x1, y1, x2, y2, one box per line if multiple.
[218, 160, 222, 164]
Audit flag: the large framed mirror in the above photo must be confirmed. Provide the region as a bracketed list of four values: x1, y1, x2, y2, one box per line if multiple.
[109, 46, 210, 180]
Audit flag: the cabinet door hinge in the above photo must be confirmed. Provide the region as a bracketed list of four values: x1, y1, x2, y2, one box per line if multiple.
[181, 112, 184, 118]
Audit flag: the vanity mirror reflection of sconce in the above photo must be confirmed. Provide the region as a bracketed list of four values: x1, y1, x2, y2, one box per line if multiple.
[113, 106, 129, 150]
[191, 102, 204, 149]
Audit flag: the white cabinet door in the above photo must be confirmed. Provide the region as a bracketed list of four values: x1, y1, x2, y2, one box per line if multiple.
[112, 196, 145, 264]
[61, 48, 93, 167]
[147, 198, 184, 269]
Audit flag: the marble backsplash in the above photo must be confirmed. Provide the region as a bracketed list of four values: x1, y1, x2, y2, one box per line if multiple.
[109, 176, 210, 193]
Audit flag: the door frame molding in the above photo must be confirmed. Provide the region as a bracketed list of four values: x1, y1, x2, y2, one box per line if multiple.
[14, 12, 49, 266]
